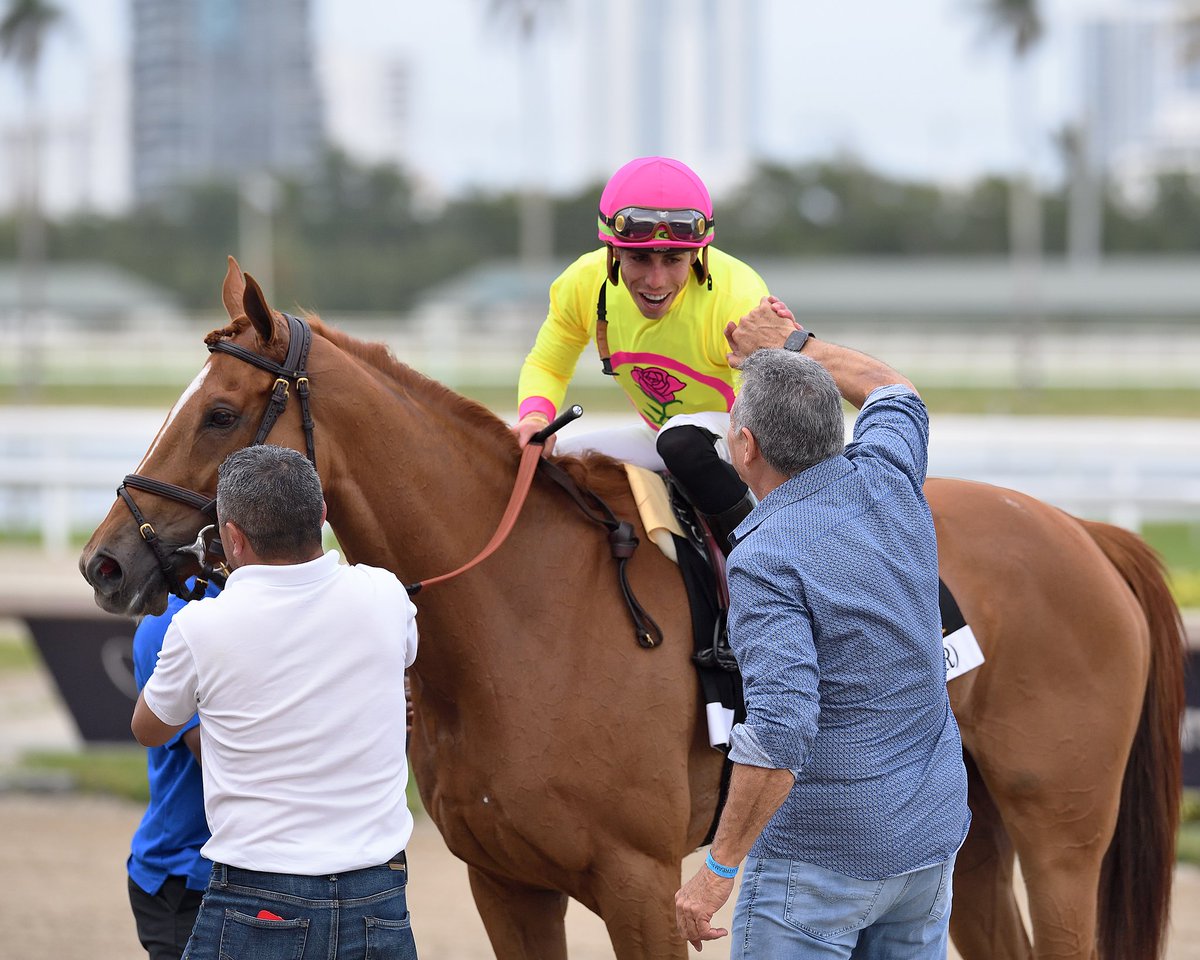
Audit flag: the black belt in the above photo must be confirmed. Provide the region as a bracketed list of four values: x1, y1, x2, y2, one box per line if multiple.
[387, 850, 407, 872]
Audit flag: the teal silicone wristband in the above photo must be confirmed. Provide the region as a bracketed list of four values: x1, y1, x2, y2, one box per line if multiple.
[705, 851, 738, 879]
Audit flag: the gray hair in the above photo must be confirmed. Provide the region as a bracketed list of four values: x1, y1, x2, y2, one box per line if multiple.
[731, 350, 845, 476]
[216, 445, 324, 560]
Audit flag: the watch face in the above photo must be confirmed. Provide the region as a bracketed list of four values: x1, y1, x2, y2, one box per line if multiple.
[785, 330, 811, 352]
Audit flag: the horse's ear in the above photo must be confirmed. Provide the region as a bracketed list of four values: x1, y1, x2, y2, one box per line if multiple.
[242, 272, 276, 345]
[222, 256, 246, 321]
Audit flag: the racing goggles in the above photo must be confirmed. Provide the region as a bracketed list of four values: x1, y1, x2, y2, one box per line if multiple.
[601, 206, 713, 245]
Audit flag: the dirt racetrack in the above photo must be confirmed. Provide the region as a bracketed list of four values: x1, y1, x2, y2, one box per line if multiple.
[0, 792, 1197, 960]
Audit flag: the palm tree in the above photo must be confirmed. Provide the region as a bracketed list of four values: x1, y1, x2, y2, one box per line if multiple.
[977, 0, 1046, 392]
[1054, 122, 1102, 266]
[978, 0, 1044, 260]
[1181, 0, 1200, 63]
[1, 0, 64, 398]
[488, 0, 563, 266]
[978, 0, 1043, 57]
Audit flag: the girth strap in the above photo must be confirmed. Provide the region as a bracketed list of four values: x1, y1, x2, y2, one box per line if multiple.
[537, 458, 664, 649]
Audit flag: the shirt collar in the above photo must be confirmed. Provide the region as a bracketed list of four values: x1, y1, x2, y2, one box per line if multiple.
[731, 456, 853, 545]
[226, 549, 342, 587]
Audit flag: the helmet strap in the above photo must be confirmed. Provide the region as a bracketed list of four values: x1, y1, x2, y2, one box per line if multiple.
[606, 245, 620, 285]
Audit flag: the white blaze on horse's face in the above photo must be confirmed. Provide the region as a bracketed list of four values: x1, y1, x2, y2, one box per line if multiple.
[137, 361, 211, 472]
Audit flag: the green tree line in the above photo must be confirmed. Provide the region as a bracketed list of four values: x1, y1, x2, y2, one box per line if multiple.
[1, 149, 1198, 312]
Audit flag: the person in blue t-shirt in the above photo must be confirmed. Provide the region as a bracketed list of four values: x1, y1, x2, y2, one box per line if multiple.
[127, 580, 220, 960]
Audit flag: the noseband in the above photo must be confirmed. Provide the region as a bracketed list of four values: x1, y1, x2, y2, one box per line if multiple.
[116, 313, 315, 601]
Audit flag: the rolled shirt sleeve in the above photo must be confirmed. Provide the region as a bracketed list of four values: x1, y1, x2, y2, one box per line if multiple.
[726, 557, 820, 777]
[403, 597, 419, 668]
[847, 386, 930, 490]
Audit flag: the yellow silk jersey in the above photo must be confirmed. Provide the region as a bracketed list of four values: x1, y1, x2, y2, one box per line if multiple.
[517, 247, 769, 429]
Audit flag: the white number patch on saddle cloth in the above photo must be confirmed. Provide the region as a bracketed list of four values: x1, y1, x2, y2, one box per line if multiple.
[944, 624, 985, 682]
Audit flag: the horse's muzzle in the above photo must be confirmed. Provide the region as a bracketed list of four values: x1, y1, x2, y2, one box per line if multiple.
[82, 548, 124, 599]
[79, 547, 169, 617]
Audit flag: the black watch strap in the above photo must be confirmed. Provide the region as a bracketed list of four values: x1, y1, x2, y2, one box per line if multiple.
[784, 329, 814, 353]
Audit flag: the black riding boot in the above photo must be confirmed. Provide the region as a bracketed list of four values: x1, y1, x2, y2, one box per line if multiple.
[656, 425, 754, 557]
[701, 492, 755, 558]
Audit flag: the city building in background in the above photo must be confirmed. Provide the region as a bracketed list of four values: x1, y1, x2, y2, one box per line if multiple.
[130, 0, 323, 203]
[4, 0, 1200, 215]
[321, 0, 764, 199]
[1081, 1, 1200, 203]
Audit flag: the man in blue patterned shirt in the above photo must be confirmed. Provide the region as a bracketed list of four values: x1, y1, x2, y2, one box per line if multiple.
[676, 297, 970, 958]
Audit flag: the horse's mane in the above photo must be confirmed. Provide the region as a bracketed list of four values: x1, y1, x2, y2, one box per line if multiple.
[306, 314, 520, 447]
[205, 313, 633, 505]
[313, 318, 634, 501]
[548, 450, 638, 504]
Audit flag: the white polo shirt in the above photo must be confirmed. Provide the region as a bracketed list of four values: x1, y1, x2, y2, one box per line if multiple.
[143, 550, 418, 875]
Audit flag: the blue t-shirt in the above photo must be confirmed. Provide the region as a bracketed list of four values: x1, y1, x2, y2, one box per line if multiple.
[127, 581, 220, 894]
[727, 386, 970, 880]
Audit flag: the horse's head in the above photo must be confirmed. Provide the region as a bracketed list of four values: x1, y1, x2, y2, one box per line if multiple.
[80, 256, 314, 616]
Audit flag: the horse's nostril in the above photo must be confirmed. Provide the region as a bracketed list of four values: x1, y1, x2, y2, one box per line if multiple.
[88, 553, 123, 591]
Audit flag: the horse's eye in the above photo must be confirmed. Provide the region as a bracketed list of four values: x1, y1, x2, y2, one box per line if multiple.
[208, 409, 238, 428]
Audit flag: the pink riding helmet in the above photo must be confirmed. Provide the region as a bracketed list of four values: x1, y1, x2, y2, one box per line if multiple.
[597, 156, 715, 250]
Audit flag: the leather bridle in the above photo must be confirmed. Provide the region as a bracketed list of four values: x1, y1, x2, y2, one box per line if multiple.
[111, 316, 660, 647]
[115, 313, 315, 601]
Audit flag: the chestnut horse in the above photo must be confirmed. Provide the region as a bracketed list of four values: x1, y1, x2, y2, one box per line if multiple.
[81, 259, 1184, 960]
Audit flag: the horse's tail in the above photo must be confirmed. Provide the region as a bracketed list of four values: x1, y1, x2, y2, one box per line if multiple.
[1080, 518, 1186, 960]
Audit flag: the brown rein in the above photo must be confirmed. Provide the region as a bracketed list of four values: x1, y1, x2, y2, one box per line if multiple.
[403, 407, 579, 595]
[405, 402, 665, 647]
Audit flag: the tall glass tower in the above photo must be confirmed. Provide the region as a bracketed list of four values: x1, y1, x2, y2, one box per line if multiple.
[131, 0, 323, 203]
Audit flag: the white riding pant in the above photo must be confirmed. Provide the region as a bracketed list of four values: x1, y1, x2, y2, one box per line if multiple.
[556, 411, 733, 472]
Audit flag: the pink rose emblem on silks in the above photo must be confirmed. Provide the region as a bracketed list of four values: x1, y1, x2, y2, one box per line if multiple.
[631, 366, 687, 425]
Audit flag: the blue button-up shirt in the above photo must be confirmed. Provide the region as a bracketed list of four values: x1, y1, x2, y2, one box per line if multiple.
[727, 385, 970, 879]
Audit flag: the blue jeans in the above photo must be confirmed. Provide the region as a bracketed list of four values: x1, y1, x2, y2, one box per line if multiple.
[730, 854, 955, 959]
[182, 858, 417, 960]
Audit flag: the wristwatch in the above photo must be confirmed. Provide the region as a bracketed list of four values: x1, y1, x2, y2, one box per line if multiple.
[784, 329, 814, 352]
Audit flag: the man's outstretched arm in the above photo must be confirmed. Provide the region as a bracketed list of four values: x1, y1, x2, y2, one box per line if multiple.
[727, 296, 916, 409]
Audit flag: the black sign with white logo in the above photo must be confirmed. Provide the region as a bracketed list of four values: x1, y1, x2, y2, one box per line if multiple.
[29, 615, 138, 743]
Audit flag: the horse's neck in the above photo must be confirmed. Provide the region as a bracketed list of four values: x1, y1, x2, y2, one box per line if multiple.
[314, 347, 518, 586]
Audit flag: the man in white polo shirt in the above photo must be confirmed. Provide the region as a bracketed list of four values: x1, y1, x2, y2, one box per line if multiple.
[132, 444, 420, 960]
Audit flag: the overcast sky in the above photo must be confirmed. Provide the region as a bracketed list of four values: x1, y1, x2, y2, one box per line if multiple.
[0, 0, 1121, 213]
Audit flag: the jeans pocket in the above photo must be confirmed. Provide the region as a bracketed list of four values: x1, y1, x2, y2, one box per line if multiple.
[927, 860, 953, 922]
[784, 861, 884, 940]
[218, 909, 308, 960]
[364, 915, 417, 960]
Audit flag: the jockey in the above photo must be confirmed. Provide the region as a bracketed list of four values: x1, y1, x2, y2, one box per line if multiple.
[513, 156, 769, 551]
